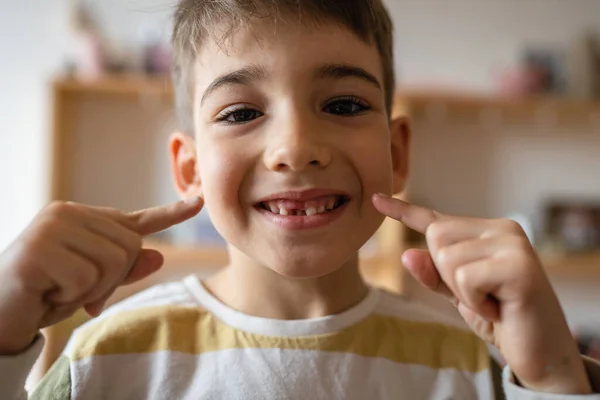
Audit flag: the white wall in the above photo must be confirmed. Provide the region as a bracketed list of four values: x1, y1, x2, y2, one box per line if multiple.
[0, 0, 174, 250]
[387, 0, 600, 91]
[0, 0, 71, 249]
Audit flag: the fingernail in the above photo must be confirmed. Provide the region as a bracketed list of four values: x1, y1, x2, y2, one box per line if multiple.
[184, 196, 202, 205]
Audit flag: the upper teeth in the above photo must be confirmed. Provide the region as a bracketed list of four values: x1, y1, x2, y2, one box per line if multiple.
[262, 196, 342, 216]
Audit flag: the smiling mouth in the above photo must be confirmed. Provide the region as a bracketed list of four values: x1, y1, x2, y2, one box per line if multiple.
[256, 195, 350, 216]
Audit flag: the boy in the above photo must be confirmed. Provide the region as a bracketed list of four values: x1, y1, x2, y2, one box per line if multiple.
[1, 0, 599, 398]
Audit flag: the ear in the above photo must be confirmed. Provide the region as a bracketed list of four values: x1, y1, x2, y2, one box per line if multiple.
[169, 132, 202, 200]
[390, 116, 411, 195]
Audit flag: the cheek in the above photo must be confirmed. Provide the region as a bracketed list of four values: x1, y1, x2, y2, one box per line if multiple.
[196, 146, 247, 229]
[351, 132, 394, 195]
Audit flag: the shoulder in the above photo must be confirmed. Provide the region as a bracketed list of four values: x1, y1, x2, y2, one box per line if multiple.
[374, 287, 466, 328]
[100, 277, 200, 317]
[64, 276, 212, 361]
[368, 288, 490, 373]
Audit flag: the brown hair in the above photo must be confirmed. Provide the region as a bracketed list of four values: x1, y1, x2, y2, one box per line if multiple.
[172, 0, 395, 134]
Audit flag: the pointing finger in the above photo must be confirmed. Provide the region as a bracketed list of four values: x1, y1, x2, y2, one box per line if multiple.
[372, 194, 443, 234]
[127, 197, 203, 236]
[76, 197, 204, 236]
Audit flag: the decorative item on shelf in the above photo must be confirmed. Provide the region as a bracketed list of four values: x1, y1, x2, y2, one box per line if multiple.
[68, 0, 105, 80]
[138, 22, 172, 76]
[497, 47, 565, 96]
[543, 199, 600, 253]
[567, 31, 600, 99]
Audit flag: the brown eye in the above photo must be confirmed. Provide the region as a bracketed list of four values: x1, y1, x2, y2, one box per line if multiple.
[324, 97, 371, 116]
[218, 107, 263, 124]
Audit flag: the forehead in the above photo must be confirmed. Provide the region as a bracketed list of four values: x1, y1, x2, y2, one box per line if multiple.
[193, 19, 384, 92]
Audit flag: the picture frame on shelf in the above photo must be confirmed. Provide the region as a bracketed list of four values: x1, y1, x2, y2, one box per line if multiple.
[544, 199, 600, 253]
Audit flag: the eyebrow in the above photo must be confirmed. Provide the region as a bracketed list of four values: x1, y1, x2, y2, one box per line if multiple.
[316, 64, 382, 90]
[200, 65, 267, 105]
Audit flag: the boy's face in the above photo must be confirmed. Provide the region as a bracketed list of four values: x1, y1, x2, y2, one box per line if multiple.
[171, 19, 409, 278]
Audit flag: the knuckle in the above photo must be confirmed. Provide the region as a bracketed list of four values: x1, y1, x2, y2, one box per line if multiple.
[425, 222, 445, 247]
[72, 266, 100, 290]
[507, 236, 533, 257]
[498, 219, 525, 235]
[120, 231, 143, 262]
[436, 247, 453, 267]
[46, 201, 76, 218]
[106, 246, 129, 267]
[454, 267, 470, 287]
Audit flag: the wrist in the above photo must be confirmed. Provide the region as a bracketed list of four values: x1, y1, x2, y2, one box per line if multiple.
[515, 354, 592, 395]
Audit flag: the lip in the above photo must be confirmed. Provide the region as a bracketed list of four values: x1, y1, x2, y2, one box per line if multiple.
[253, 188, 352, 231]
[255, 188, 350, 203]
[255, 200, 350, 230]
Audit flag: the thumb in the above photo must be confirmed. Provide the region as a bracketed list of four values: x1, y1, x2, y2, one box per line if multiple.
[84, 249, 164, 316]
[402, 249, 454, 299]
[121, 248, 164, 285]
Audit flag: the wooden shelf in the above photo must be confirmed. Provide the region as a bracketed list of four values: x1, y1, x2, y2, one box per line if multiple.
[541, 251, 600, 279]
[52, 76, 600, 126]
[397, 90, 600, 126]
[53, 74, 174, 99]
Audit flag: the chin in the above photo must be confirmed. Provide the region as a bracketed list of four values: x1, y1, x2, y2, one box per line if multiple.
[265, 248, 357, 280]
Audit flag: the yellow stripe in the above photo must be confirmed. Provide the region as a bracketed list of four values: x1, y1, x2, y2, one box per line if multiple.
[72, 306, 489, 373]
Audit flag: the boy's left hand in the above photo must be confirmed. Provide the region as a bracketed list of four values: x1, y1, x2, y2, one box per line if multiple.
[373, 194, 592, 395]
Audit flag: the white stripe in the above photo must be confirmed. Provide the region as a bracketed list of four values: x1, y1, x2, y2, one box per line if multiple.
[71, 348, 492, 400]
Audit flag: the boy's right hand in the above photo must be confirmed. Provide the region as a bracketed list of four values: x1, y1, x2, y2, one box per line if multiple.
[0, 198, 203, 355]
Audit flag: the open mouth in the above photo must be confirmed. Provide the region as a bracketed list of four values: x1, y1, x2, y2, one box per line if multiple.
[256, 195, 350, 216]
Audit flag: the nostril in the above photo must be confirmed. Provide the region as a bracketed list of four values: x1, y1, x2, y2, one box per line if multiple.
[309, 160, 319, 166]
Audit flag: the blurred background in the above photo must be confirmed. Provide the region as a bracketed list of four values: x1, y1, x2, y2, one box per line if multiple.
[3, 0, 600, 365]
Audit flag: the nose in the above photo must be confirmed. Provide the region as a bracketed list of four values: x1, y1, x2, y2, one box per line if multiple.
[263, 111, 332, 172]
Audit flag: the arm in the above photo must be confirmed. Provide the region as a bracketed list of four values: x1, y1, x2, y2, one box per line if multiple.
[503, 357, 600, 399]
[0, 199, 202, 398]
[0, 335, 50, 400]
[373, 194, 594, 396]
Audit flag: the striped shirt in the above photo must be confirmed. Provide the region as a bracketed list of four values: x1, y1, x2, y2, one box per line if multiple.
[4, 275, 600, 399]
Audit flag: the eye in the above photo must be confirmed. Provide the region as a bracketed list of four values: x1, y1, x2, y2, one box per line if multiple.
[323, 96, 371, 116]
[217, 106, 264, 125]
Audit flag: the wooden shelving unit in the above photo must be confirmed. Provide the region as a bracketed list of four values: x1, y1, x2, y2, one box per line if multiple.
[398, 89, 600, 127]
[54, 75, 174, 98]
[541, 251, 600, 279]
[48, 75, 600, 282]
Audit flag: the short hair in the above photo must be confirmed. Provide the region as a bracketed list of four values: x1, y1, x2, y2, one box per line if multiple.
[172, 0, 395, 133]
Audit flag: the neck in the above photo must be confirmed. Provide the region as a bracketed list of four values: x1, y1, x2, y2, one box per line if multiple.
[204, 247, 369, 320]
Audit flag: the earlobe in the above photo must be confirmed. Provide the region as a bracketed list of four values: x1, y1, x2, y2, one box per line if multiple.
[390, 117, 411, 195]
[169, 132, 202, 199]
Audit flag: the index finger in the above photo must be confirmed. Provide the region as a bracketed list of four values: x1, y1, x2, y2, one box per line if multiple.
[372, 193, 443, 234]
[127, 197, 204, 236]
[74, 197, 203, 236]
